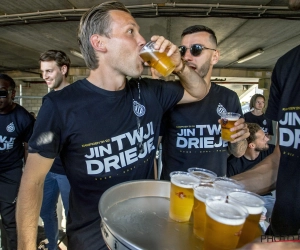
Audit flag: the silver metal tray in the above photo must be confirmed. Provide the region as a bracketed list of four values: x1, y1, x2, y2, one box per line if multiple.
[99, 180, 203, 250]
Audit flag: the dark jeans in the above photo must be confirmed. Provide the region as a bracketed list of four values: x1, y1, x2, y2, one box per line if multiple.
[0, 201, 17, 250]
[40, 172, 70, 250]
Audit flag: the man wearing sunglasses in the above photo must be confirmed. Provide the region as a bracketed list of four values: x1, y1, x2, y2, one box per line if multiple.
[160, 25, 249, 180]
[0, 74, 35, 249]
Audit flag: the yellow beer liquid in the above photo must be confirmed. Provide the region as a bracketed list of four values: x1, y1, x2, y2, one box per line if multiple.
[140, 51, 175, 77]
[221, 117, 239, 141]
[193, 197, 206, 239]
[237, 213, 262, 248]
[169, 175, 198, 222]
[204, 202, 246, 250]
[193, 186, 226, 240]
[228, 191, 264, 248]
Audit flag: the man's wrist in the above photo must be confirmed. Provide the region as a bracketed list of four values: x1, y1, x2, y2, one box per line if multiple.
[173, 59, 186, 75]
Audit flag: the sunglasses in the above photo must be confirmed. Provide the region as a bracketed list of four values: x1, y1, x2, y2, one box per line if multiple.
[0, 90, 11, 98]
[179, 44, 216, 57]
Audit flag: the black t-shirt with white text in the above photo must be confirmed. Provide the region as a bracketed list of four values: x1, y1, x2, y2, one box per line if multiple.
[265, 45, 300, 235]
[0, 104, 35, 202]
[161, 82, 243, 180]
[28, 77, 184, 249]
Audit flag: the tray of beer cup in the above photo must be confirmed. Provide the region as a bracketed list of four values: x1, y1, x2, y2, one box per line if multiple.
[99, 179, 204, 250]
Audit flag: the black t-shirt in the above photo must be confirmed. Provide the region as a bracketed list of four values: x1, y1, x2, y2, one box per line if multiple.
[28, 77, 184, 249]
[161, 82, 243, 180]
[50, 157, 65, 175]
[0, 104, 35, 172]
[0, 104, 35, 202]
[244, 112, 274, 135]
[265, 45, 300, 235]
[227, 144, 275, 177]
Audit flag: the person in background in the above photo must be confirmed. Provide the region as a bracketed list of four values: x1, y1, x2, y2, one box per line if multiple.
[16, 1, 212, 249]
[244, 94, 274, 139]
[227, 123, 275, 224]
[160, 25, 249, 180]
[233, 42, 300, 249]
[38, 50, 71, 250]
[0, 74, 35, 250]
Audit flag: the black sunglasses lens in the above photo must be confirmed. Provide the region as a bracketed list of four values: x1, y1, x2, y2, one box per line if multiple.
[0, 90, 8, 98]
[179, 46, 187, 57]
[191, 44, 203, 56]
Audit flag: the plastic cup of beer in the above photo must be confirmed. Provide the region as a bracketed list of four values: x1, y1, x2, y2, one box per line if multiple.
[214, 177, 245, 194]
[220, 112, 241, 141]
[139, 41, 176, 77]
[187, 168, 217, 184]
[169, 171, 200, 222]
[193, 184, 226, 240]
[228, 190, 265, 248]
[204, 197, 248, 250]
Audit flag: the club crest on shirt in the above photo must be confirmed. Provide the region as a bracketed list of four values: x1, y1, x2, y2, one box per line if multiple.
[217, 103, 227, 116]
[133, 100, 146, 117]
[263, 119, 267, 125]
[6, 122, 15, 132]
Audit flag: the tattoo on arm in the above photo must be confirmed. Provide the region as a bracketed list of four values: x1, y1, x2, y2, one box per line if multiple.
[228, 139, 248, 157]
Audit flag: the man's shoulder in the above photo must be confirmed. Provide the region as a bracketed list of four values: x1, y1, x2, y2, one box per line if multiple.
[227, 154, 241, 164]
[45, 79, 85, 99]
[14, 104, 34, 118]
[212, 83, 238, 97]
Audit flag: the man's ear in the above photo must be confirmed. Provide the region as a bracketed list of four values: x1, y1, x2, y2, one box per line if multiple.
[248, 142, 255, 149]
[61, 65, 67, 76]
[211, 49, 220, 65]
[90, 34, 106, 52]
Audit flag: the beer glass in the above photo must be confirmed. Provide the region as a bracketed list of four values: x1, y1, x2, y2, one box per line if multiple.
[139, 41, 176, 77]
[204, 197, 248, 250]
[187, 167, 217, 183]
[228, 190, 265, 248]
[193, 184, 226, 240]
[169, 171, 200, 222]
[214, 177, 244, 194]
[220, 112, 241, 141]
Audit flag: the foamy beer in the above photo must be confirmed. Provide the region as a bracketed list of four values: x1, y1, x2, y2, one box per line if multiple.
[214, 177, 244, 194]
[204, 198, 248, 250]
[193, 185, 226, 240]
[169, 171, 200, 222]
[220, 112, 241, 141]
[188, 168, 217, 183]
[140, 41, 176, 77]
[228, 190, 265, 248]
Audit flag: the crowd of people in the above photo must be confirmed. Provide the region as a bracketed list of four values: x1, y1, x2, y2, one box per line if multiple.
[0, 0, 299, 249]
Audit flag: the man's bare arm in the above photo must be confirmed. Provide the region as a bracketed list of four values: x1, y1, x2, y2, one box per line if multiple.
[175, 60, 208, 104]
[228, 139, 248, 158]
[232, 144, 280, 195]
[16, 153, 54, 250]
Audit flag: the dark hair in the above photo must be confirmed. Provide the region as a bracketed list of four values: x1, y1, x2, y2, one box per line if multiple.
[249, 94, 265, 109]
[78, 1, 130, 70]
[181, 25, 217, 46]
[39, 50, 71, 77]
[0, 73, 16, 90]
[246, 123, 262, 144]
